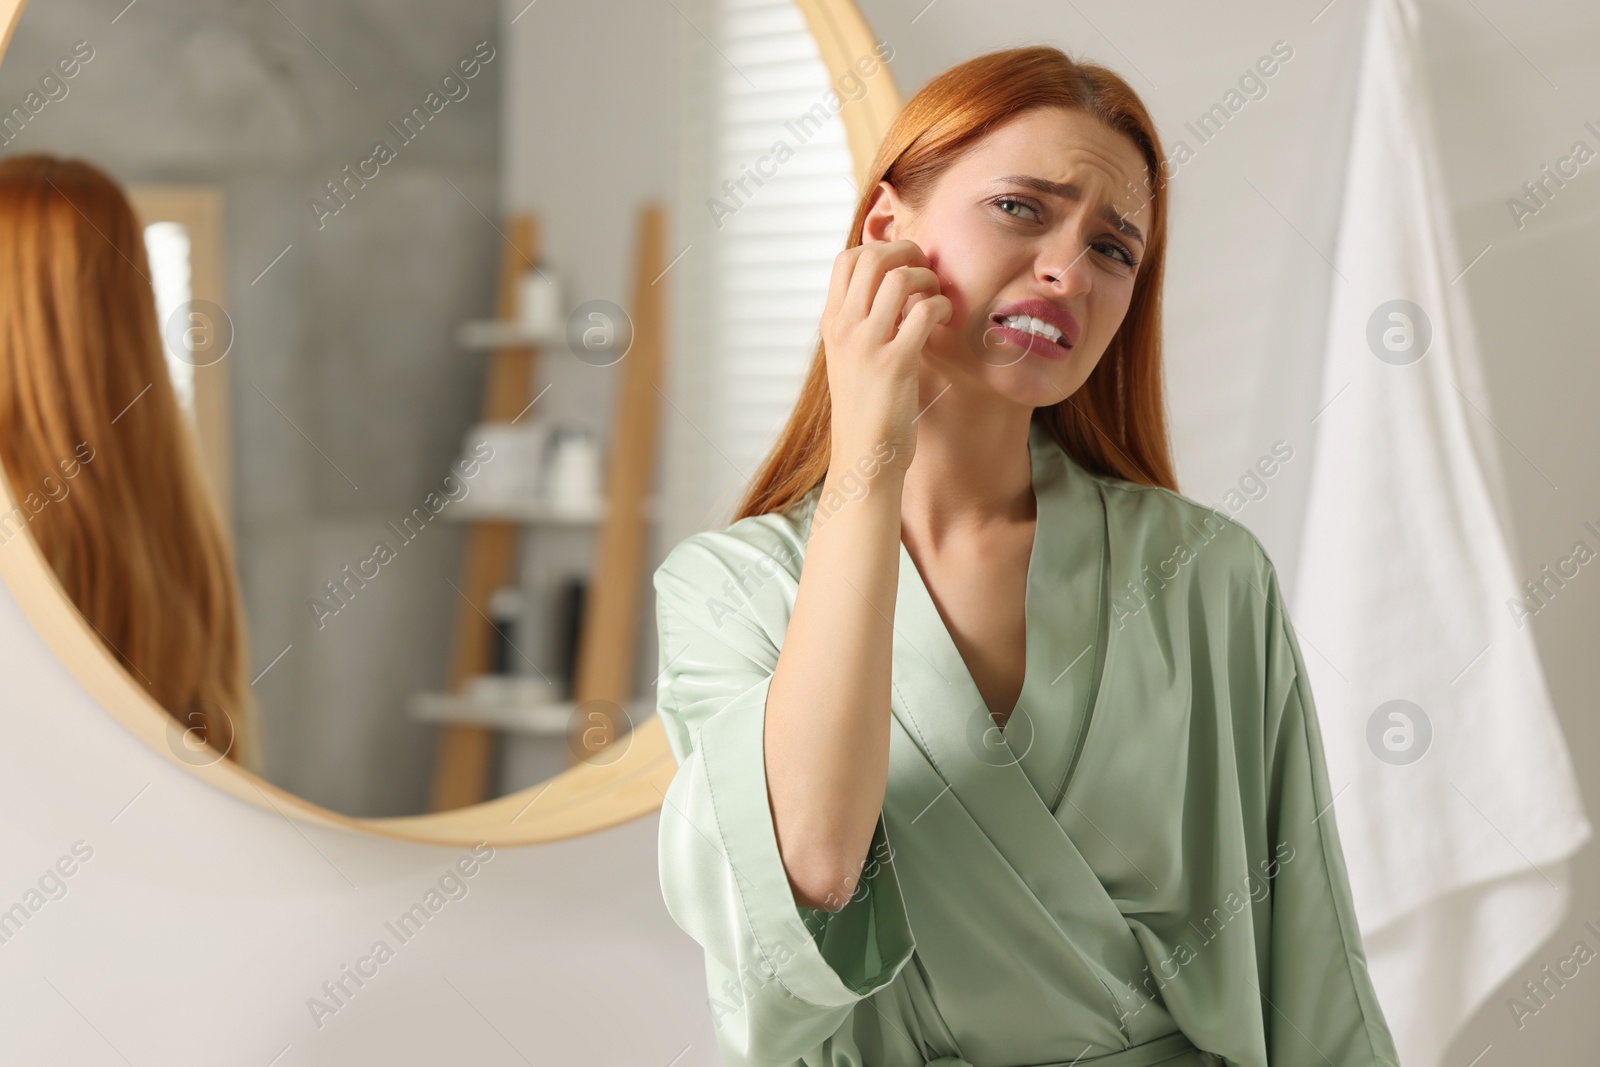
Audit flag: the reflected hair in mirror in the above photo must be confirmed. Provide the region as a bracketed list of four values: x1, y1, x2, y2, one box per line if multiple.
[0, 154, 259, 771]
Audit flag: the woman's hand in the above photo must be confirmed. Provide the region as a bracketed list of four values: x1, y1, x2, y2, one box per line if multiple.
[820, 239, 952, 475]
[769, 241, 946, 912]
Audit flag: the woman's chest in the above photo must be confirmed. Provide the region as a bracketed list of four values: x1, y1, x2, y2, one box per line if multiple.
[907, 524, 1035, 728]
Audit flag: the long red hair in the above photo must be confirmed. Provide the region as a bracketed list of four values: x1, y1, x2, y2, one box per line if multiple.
[0, 154, 259, 770]
[734, 45, 1176, 520]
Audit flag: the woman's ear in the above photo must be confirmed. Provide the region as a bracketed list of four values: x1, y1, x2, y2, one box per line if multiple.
[858, 180, 901, 245]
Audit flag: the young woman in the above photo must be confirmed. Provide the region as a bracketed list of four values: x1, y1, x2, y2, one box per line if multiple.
[653, 47, 1399, 1067]
[0, 155, 261, 772]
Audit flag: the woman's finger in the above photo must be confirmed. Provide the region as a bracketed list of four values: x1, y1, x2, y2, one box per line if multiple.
[888, 293, 952, 354]
[824, 245, 866, 331]
[840, 240, 928, 327]
[865, 265, 940, 342]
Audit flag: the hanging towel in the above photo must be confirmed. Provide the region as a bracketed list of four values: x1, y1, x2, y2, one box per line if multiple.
[1293, 0, 1592, 1064]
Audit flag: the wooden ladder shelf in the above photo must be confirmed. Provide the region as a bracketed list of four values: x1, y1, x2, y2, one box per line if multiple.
[427, 204, 667, 813]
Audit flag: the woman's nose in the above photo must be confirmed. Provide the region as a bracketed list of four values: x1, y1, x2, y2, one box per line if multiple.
[1039, 242, 1093, 290]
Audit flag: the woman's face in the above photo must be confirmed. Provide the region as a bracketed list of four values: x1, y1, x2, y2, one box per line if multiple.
[862, 106, 1152, 410]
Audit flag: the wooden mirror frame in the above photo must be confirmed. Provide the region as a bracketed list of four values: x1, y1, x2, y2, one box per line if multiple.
[0, 0, 901, 846]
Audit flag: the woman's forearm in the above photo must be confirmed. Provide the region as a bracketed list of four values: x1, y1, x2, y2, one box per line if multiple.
[765, 445, 904, 912]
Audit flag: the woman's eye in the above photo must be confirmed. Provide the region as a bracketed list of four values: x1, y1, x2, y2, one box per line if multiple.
[995, 196, 1138, 269]
[1097, 241, 1138, 269]
[994, 196, 1040, 222]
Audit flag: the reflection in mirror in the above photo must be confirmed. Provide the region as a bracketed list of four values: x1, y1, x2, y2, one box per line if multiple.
[0, 0, 868, 819]
[143, 220, 194, 410]
[0, 154, 259, 774]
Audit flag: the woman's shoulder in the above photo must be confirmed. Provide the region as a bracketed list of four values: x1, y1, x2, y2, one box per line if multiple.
[1078, 465, 1279, 590]
[653, 487, 819, 598]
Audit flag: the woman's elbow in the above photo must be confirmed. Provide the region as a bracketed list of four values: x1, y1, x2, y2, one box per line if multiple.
[784, 856, 859, 913]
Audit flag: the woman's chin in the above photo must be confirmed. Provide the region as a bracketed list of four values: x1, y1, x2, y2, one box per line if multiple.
[916, 340, 1090, 408]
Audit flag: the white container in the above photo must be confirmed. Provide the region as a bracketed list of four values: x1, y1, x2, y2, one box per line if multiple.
[518, 267, 564, 344]
[541, 427, 604, 514]
[459, 420, 552, 508]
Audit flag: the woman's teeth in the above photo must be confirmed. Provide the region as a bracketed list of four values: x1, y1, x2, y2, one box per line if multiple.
[998, 314, 1066, 346]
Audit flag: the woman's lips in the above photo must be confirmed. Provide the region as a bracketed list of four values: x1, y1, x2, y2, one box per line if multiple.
[979, 300, 1081, 363]
[988, 316, 1074, 361]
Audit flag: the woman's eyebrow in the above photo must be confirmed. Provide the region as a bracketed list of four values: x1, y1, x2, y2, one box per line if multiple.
[990, 173, 1145, 246]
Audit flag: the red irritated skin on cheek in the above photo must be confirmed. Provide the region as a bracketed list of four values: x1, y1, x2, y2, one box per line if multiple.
[866, 106, 1149, 411]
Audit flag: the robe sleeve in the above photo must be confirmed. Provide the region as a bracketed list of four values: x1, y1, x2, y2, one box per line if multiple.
[1259, 559, 1402, 1066]
[652, 533, 918, 1067]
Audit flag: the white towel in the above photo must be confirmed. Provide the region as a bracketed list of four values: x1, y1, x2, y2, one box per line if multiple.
[1293, 0, 1592, 1063]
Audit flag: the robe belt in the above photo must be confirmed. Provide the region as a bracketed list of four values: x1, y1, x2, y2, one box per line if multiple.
[924, 1029, 1216, 1067]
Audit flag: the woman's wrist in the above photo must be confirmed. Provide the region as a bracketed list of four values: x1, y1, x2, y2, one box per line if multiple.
[810, 440, 903, 543]
[826, 434, 907, 491]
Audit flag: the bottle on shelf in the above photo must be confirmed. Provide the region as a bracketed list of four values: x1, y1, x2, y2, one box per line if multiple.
[487, 585, 522, 676]
[557, 574, 587, 701]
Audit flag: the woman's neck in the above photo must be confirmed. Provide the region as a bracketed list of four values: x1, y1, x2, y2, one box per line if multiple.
[899, 393, 1036, 550]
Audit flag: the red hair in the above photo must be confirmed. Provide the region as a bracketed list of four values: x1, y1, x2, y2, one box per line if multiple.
[734, 45, 1176, 521]
[0, 154, 259, 769]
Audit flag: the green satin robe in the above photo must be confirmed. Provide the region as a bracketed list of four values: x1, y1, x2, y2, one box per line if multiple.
[653, 420, 1401, 1067]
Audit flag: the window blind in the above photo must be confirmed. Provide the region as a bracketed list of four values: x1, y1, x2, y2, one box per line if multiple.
[664, 0, 855, 540]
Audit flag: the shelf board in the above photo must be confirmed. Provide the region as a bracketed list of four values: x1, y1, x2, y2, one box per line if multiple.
[408, 690, 657, 737]
[444, 498, 605, 525]
[456, 320, 560, 350]
[442, 496, 659, 525]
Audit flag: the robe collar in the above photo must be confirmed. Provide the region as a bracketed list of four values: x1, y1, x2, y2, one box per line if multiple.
[888, 418, 1111, 818]
[882, 421, 1157, 1017]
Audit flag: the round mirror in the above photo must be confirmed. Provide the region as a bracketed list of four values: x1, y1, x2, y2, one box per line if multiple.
[0, 0, 899, 843]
